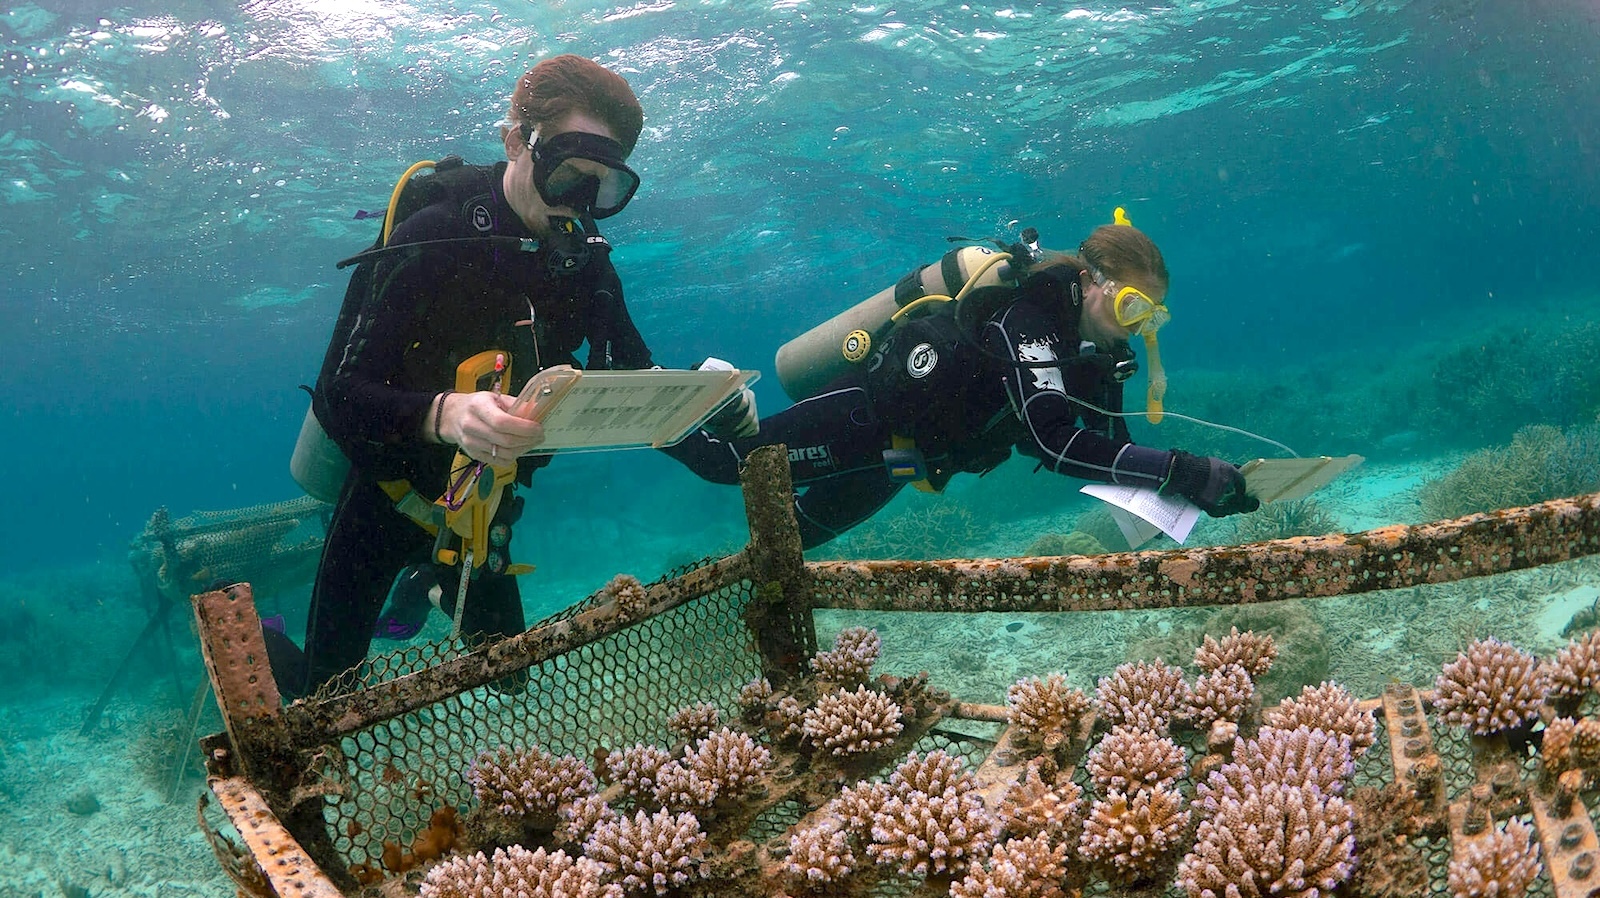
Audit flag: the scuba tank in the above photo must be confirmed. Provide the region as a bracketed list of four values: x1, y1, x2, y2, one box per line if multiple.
[774, 244, 1018, 402]
[290, 405, 349, 503]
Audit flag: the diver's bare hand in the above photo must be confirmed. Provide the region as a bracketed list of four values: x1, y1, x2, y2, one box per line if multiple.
[434, 391, 544, 464]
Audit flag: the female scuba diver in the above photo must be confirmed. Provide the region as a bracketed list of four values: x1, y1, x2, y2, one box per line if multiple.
[662, 211, 1259, 549]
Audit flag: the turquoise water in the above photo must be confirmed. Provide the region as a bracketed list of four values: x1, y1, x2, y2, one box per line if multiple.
[2, 1, 1598, 894]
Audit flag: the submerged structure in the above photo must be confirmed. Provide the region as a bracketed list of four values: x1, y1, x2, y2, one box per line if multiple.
[192, 447, 1600, 897]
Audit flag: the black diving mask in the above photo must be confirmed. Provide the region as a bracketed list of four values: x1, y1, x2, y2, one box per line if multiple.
[522, 127, 639, 219]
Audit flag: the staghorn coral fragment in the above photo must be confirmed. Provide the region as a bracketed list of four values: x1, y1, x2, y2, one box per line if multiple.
[1541, 716, 1600, 784]
[737, 677, 773, 713]
[1433, 637, 1551, 736]
[1096, 660, 1189, 732]
[887, 749, 976, 798]
[998, 760, 1084, 843]
[1187, 663, 1256, 726]
[1177, 782, 1355, 898]
[420, 844, 621, 898]
[555, 793, 617, 847]
[1263, 682, 1377, 756]
[809, 625, 882, 685]
[601, 573, 650, 621]
[1085, 725, 1187, 794]
[667, 702, 722, 742]
[781, 819, 855, 890]
[831, 780, 892, 835]
[1195, 725, 1355, 820]
[1548, 629, 1600, 700]
[773, 695, 808, 741]
[602, 744, 673, 804]
[1078, 784, 1189, 883]
[867, 785, 1000, 878]
[1006, 673, 1091, 752]
[802, 685, 904, 757]
[949, 833, 1070, 898]
[583, 808, 707, 897]
[1446, 818, 1542, 898]
[654, 726, 772, 810]
[466, 745, 597, 827]
[1193, 627, 1278, 677]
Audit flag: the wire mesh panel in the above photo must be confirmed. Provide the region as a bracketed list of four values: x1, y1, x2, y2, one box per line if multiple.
[310, 578, 765, 871]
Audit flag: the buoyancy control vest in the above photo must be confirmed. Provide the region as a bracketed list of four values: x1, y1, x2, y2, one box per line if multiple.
[290, 157, 562, 502]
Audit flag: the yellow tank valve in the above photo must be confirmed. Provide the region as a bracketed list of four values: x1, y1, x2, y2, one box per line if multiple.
[842, 329, 872, 363]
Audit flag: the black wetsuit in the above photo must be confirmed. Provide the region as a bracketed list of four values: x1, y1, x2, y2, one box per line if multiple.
[664, 269, 1175, 548]
[293, 160, 653, 696]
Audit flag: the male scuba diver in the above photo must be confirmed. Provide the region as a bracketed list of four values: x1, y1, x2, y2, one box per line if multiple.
[662, 213, 1258, 549]
[271, 55, 756, 698]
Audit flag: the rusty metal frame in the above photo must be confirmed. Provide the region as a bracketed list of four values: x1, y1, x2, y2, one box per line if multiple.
[806, 493, 1600, 613]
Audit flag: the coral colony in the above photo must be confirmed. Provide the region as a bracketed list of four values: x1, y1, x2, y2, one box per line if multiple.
[392, 621, 1600, 898]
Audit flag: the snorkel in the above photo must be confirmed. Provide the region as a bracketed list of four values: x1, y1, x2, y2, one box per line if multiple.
[1108, 207, 1167, 424]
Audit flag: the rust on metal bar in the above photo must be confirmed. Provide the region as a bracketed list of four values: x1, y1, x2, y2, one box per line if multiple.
[806, 493, 1600, 613]
[285, 552, 752, 741]
[207, 775, 345, 898]
[1382, 684, 1445, 829]
[739, 444, 815, 680]
[1529, 785, 1600, 898]
[192, 583, 284, 785]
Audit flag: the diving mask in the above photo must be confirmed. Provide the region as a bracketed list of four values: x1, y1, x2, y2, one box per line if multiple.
[1092, 270, 1170, 337]
[521, 127, 640, 219]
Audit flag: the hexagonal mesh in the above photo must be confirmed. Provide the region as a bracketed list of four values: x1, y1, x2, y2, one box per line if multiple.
[314, 575, 764, 869]
[198, 489, 1600, 897]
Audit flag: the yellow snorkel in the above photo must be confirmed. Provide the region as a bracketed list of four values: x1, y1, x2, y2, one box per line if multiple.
[1109, 206, 1166, 424]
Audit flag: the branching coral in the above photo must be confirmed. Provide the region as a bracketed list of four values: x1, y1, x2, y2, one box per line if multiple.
[667, 702, 722, 742]
[583, 808, 707, 897]
[1446, 819, 1542, 898]
[1006, 673, 1091, 752]
[1233, 497, 1340, 543]
[1176, 782, 1355, 898]
[888, 749, 975, 797]
[949, 834, 1070, 898]
[601, 573, 650, 621]
[1195, 725, 1355, 820]
[802, 685, 904, 757]
[867, 786, 999, 877]
[555, 794, 617, 847]
[653, 727, 771, 810]
[810, 626, 881, 685]
[1433, 637, 1551, 735]
[602, 744, 672, 804]
[781, 820, 855, 890]
[1540, 716, 1600, 786]
[1419, 424, 1600, 520]
[831, 780, 892, 834]
[998, 761, 1084, 843]
[1262, 682, 1376, 756]
[737, 677, 773, 714]
[1549, 629, 1600, 701]
[1187, 663, 1256, 726]
[419, 845, 621, 898]
[467, 745, 597, 826]
[1085, 725, 1187, 794]
[1095, 660, 1189, 732]
[1078, 784, 1189, 883]
[1194, 627, 1278, 678]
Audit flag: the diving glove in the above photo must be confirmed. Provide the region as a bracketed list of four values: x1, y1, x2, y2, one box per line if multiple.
[1160, 451, 1260, 518]
[697, 357, 759, 439]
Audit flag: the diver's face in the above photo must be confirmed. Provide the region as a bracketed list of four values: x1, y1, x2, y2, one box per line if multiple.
[1079, 269, 1164, 348]
[502, 111, 620, 237]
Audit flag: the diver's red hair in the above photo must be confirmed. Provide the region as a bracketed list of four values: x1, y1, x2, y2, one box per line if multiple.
[509, 54, 644, 155]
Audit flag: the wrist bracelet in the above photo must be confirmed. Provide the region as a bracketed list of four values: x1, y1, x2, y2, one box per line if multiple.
[433, 390, 455, 444]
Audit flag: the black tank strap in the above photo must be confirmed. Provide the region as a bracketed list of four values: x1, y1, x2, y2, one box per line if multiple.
[893, 265, 927, 308]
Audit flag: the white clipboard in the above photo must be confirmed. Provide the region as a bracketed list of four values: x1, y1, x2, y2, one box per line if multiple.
[1239, 455, 1364, 504]
[510, 364, 759, 454]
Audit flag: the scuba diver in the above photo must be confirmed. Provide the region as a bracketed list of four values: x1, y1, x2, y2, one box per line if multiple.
[271, 55, 756, 698]
[662, 212, 1259, 549]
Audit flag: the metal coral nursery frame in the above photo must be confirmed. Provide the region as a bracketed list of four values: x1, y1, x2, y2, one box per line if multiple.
[193, 446, 1600, 898]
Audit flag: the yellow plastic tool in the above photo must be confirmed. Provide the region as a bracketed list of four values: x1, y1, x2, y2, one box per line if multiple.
[435, 350, 519, 570]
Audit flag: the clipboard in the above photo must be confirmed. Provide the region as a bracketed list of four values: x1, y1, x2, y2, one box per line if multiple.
[1239, 455, 1364, 504]
[509, 364, 759, 454]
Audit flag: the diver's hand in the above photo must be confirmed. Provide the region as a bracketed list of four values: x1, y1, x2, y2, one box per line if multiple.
[436, 391, 544, 464]
[1159, 450, 1260, 518]
[697, 357, 759, 439]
